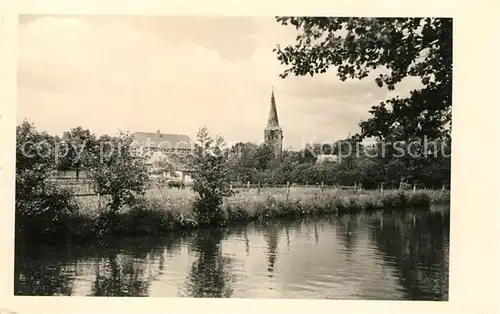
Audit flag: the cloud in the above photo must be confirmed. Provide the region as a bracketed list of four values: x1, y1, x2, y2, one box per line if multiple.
[127, 16, 263, 62]
[284, 68, 423, 105]
[17, 15, 422, 150]
[284, 75, 388, 104]
[18, 16, 280, 140]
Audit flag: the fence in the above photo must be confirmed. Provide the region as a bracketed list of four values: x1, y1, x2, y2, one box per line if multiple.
[229, 181, 448, 194]
[230, 182, 355, 189]
[50, 178, 95, 196]
[51, 177, 448, 198]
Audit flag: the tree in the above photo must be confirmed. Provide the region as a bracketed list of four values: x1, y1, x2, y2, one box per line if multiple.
[226, 142, 275, 183]
[16, 120, 58, 188]
[298, 144, 318, 164]
[252, 144, 274, 171]
[85, 132, 149, 212]
[334, 136, 363, 165]
[58, 127, 98, 177]
[15, 121, 76, 239]
[190, 126, 231, 226]
[274, 17, 452, 141]
[226, 142, 258, 182]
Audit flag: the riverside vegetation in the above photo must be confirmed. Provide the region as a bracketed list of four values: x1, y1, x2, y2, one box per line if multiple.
[16, 122, 450, 244]
[67, 187, 449, 241]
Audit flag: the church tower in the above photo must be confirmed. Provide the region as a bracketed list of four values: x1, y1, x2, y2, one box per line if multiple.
[264, 87, 283, 157]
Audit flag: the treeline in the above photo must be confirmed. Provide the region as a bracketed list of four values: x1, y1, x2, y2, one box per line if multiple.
[16, 121, 149, 240]
[226, 137, 451, 190]
[16, 120, 451, 193]
[15, 120, 450, 242]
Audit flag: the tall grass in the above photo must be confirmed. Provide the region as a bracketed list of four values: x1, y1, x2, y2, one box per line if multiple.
[223, 188, 448, 221]
[65, 187, 449, 241]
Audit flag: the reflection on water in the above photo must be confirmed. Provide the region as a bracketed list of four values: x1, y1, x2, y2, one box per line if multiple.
[181, 228, 235, 297]
[15, 209, 449, 300]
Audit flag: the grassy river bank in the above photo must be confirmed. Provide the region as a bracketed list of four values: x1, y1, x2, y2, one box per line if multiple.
[39, 187, 449, 243]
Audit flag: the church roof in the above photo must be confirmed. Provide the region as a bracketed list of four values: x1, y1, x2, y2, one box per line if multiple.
[266, 88, 281, 130]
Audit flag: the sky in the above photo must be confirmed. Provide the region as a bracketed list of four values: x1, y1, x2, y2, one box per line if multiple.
[17, 15, 422, 149]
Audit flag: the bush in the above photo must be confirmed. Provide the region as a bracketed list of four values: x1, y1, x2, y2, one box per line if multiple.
[409, 192, 431, 209]
[120, 197, 182, 234]
[191, 127, 231, 226]
[15, 121, 78, 241]
[85, 132, 149, 213]
[16, 183, 77, 240]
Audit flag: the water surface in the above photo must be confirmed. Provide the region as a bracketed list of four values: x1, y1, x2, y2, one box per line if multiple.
[15, 209, 449, 299]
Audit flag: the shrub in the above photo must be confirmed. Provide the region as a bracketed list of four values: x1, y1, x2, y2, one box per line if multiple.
[190, 127, 231, 226]
[16, 182, 77, 240]
[85, 132, 149, 213]
[15, 121, 78, 241]
[225, 202, 251, 221]
[409, 192, 431, 209]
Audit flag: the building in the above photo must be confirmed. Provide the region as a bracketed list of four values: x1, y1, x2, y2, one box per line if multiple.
[56, 169, 89, 179]
[131, 130, 194, 156]
[132, 130, 195, 184]
[315, 154, 340, 164]
[264, 88, 283, 157]
[298, 142, 341, 165]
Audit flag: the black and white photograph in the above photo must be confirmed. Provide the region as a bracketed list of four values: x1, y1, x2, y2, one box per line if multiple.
[12, 14, 454, 299]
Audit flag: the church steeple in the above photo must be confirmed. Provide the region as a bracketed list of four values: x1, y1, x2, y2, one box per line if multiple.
[267, 87, 280, 128]
[264, 87, 283, 157]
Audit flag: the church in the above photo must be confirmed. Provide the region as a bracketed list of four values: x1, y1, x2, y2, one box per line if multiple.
[263, 89, 340, 165]
[264, 88, 283, 157]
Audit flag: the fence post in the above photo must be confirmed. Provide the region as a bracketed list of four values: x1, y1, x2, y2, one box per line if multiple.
[258, 181, 261, 194]
[97, 193, 101, 211]
[413, 184, 416, 194]
[380, 182, 384, 195]
[247, 181, 250, 191]
[286, 181, 290, 202]
[321, 181, 324, 192]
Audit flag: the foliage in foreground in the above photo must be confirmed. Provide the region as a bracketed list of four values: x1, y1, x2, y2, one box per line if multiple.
[274, 17, 452, 142]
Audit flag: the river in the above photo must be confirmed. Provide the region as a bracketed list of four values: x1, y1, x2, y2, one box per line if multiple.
[15, 208, 449, 300]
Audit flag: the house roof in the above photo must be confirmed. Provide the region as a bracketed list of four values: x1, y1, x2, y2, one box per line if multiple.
[132, 131, 194, 150]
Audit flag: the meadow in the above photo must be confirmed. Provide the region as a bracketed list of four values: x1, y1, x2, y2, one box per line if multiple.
[68, 186, 450, 240]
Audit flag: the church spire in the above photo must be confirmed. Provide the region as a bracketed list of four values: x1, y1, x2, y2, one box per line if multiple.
[267, 87, 280, 128]
[264, 87, 283, 157]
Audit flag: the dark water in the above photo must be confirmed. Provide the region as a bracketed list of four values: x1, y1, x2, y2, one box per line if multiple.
[15, 208, 449, 300]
